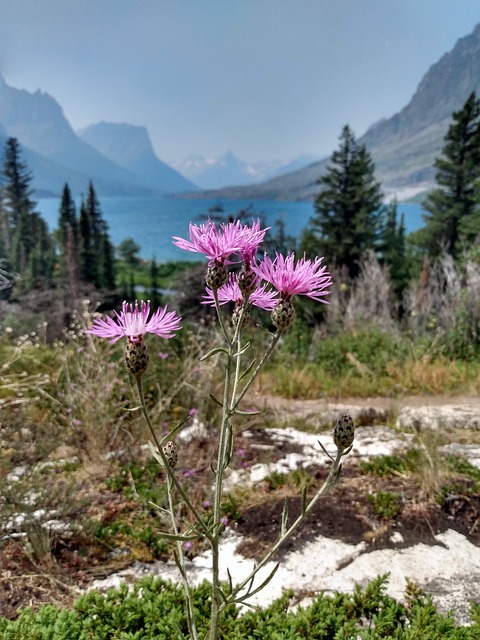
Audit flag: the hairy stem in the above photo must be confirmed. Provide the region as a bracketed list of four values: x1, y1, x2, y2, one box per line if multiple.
[223, 449, 344, 609]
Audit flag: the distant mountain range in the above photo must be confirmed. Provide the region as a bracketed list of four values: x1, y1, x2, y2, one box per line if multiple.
[170, 151, 322, 190]
[0, 74, 196, 197]
[198, 22, 480, 202]
[1, 22, 480, 200]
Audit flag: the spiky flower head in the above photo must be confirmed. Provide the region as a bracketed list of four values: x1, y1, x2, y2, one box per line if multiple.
[333, 414, 355, 451]
[86, 300, 182, 344]
[202, 273, 278, 310]
[172, 218, 268, 266]
[163, 440, 178, 468]
[253, 252, 332, 302]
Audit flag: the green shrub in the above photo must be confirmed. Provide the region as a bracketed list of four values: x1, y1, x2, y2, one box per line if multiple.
[368, 491, 401, 519]
[1, 575, 478, 639]
[360, 450, 420, 477]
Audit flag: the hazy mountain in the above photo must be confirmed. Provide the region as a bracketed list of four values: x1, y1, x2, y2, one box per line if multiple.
[199, 23, 480, 202]
[78, 122, 197, 194]
[172, 151, 320, 190]
[0, 75, 160, 197]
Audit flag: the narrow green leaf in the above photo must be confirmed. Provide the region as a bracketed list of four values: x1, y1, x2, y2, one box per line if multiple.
[233, 341, 251, 358]
[301, 485, 307, 515]
[157, 531, 201, 542]
[281, 498, 289, 538]
[239, 358, 257, 381]
[233, 408, 261, 416]
[237, 563, 281, 602]
[318, 439, 335, 462]
[200, 347, 229, 361]
[209, 393, 223, 407]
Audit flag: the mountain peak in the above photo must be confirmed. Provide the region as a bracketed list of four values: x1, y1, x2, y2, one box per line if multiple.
[78, 121, 197, 193]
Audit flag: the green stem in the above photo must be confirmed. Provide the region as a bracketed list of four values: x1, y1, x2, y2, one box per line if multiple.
[209, 338, 234, 640]
[232, 329, 283, 412]
[135, 377, 201, 639]
[167, 476, 199, 640]
[213, 289, 231, 346]
[223, 449, 343, 609]
[135, 378, 210, 537]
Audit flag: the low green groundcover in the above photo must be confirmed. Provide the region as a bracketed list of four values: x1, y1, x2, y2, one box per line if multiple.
[0, 574, 479, 639]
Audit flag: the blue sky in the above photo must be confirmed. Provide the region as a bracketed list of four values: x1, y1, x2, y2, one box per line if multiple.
[1, 1, 480, 164]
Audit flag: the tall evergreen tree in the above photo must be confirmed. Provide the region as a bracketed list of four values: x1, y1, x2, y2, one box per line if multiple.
[78, 198, 95, 284]
[1, 138, 54, 288]
[419, 92, 480, 258]
[379, 199, 408, 302]
[1, 137, 36, 264]
[25, 214, 55, 289]
[78, 182, 116, 289]
[302, 125, 384, 278]
[56, 183, 79, 286]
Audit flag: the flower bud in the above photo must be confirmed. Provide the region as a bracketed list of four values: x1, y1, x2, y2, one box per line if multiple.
[232, 302, 251, 330]
[206, 261, 228, 290]
[125, 337, 149, 378]
[163, 440, 178, 468]
[333, 414, 355, 451]
[238, 265, 257, 296]
[271, 298, 296, 330]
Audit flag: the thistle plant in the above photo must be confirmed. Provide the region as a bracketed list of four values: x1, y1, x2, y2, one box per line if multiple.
[87, 218, 354, 640]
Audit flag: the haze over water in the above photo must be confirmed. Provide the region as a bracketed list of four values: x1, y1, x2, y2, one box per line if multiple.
[37, 196, 425, 262]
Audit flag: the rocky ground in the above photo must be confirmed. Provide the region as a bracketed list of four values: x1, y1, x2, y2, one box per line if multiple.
[1, 395, 480, 622]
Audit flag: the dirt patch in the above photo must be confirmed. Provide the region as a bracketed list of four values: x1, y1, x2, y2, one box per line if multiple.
[234, 461, 480, 559]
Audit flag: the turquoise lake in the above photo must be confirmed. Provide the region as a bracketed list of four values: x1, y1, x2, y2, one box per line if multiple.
[37, 196, 426, 262]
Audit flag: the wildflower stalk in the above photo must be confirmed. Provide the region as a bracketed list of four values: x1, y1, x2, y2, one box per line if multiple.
[209, 321, 235, 640]
[220, 447, 347, 611]
[135, 378, 201, 640]
[213, 288, 232, 347]
[134, 378, 209, 538]
[208, 297, 282, 640]
[87, 226, 335, 640]
[232, 328, 283, 411]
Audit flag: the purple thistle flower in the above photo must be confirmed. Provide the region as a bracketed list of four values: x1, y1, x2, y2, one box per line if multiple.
[172, 218, 268, 265]
[86, 300, 182, 343]
[202, 273, 278, 310]
[253, 252, 332, 302]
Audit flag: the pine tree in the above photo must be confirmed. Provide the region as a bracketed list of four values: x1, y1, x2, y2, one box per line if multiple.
[25, 214, 55, 289]
[56, 183, 78, 286]
[1, 138, 54, 288]
[78, 198, 95, 284]
[77, 182, 116, 289]
[1, 137, 36, 267]
[420, 92, 480, 258]
[302, 125, 384, 278]
[98, 226, 116, 290]
[379, 199, 408, 302]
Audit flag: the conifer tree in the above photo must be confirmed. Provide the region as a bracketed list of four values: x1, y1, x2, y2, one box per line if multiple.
[1, 138, 54, 288]
[419, 92, 480, 258]
[78, 182, 116, 289]
[78, 198, 95, 284]
[379, 199, 408, 302]
[1, 137, 36, 264]
[56, 183, 78, 286]
[302, 125, 384, 278]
